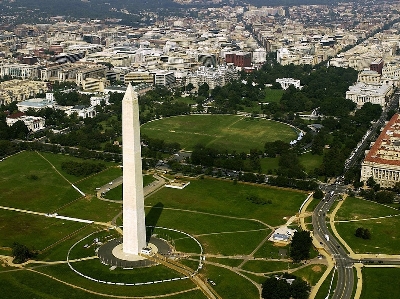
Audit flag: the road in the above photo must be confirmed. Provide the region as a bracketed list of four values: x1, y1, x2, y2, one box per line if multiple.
[313, 190, 354, 299]
[311, 90, 400, 299]
[344, 90, 399, 172]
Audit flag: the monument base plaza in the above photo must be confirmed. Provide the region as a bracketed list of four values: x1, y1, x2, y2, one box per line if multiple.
[97, 236, 172, 268]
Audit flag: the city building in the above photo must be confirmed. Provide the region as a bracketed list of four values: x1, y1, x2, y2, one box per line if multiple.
[225, 52, 252, 68]
[357, 70, 381, 84]
[65, 105, 96, 119]
[361, 113, 400, 188]
[0, 80, 48, 105]
[275, 78, 302, 90]
[6, 113, 45, 132]
[346, 82, 393, 108]
[153, 70, 175, 86]
[370, 58, 384, 75]
[16, 97, 54, 112]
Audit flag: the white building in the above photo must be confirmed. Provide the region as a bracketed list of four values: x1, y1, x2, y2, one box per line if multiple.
[6, 115, 45, 132]
[65, 105, 96, 119]
[357, 70, 381, 84]
[346, 82, 393, 108]
[90, 94, 110, 106]
[153, 70, 175, 86]
[0, 63, 39, 79]
[16, 98, 54, 112]
[276, 78, 302, 90]
[186, 65, 238, 90]
[252, 48, 267, 64]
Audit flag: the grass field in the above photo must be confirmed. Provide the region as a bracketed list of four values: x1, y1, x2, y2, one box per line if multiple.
[263, 88, 284, 103]
[5, 150, 395, 298]
[104, 174, 156, 201]
[361, 268, 400, 299]
[299, 152, 323, 174]
[260, 157, 279, 174]
[141, 115, 297, 152]
[145, 177, 307, 226]
[291, 264, 327, 286]
[203, 264, 260, 299]
[314, 267, 336, 299]
[334, 197, 400, 254]
[241, 260, 300, 273]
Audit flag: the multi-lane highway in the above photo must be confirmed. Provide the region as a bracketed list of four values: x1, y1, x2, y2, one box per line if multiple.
[313, 188, 354, 299]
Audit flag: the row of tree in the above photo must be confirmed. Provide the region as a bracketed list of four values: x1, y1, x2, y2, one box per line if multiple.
[262, 273, 310, 299]
[61, 161, 106, 177]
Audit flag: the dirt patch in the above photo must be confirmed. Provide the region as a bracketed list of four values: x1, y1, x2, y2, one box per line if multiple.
[312, 265, 322, 272]
[273, 242, 288, 247]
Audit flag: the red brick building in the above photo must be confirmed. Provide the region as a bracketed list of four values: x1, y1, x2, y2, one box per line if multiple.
[225, 52, 252, 67]
[370, 59, 384, 75]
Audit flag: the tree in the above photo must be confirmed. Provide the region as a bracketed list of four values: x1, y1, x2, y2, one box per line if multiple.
[313, 188, 324, 200]
[375, 190, 395, 204]
[291, 278, 311, 299]
[262, 275, 310, 299]
[355, 227, 371, 240]
[10, 120, 29, 139]
[261, 277, 291, 299]
[366, 176, 376, 188]
[12, 242, 37, 263]
[198, 82, 210, 98]
[290, 231, 312, 262]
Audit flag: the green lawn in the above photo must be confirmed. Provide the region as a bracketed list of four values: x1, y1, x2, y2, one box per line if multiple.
[333, 196, 400, 254]
[0, 151, 314, 298]
[260, 157, 279, 174]
[103, 174, 156, 201]
[299, 152, 323, 174]
[0, 151, 81, 212]
[334, 217, 400, 254]
[39, 152, 116, 184]
[34, 264, 199, 298]
[0, 209, 86, 251]
[242, 260, 300, 273]
[75, 166, 122, 195]
[145, 177, 307, 226]
[314, 267, 336, 299]
[206, 257, 244, 268]
[203, 264, 259, 299]
[253, 241, 289, 259]
[263, 88, 284, 103]
[291, 264, 327, 286]
[361, 268, 400, 299]
[335, 197, 399, 221]
[197, 229, 270, 256]
[306, 198, 320, 213]
[141, 115, 296, 152]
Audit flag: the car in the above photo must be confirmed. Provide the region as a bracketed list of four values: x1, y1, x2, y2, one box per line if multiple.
[109, 182, 113, 185]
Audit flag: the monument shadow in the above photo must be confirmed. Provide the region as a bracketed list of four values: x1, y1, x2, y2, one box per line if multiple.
[145, 202, 164, 241]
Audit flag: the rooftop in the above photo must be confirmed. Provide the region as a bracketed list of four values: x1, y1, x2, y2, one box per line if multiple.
[364, 113, 400, 166]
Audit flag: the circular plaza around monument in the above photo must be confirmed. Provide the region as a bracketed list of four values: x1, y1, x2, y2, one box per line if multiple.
[66, 226, 204, 286]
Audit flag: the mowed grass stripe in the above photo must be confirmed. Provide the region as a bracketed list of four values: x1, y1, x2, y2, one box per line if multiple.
[141, 115, 297, 152]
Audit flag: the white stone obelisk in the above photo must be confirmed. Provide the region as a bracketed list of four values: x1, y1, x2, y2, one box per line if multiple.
[122, 83, 146, 255]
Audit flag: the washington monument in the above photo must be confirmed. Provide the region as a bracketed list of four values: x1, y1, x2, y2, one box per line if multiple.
[122, 84, 147, 255]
